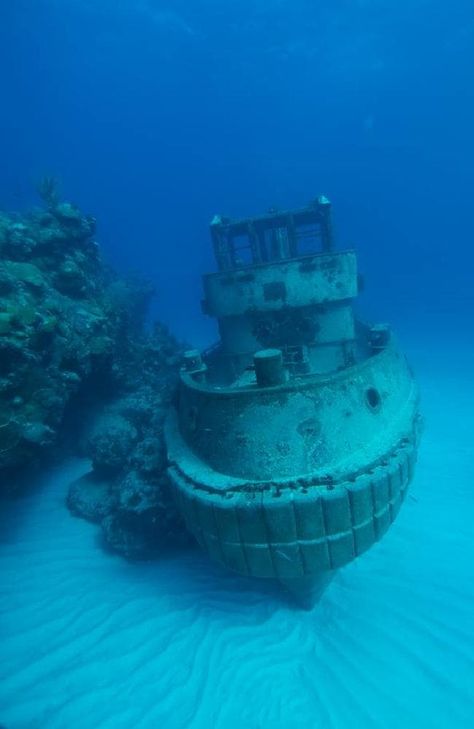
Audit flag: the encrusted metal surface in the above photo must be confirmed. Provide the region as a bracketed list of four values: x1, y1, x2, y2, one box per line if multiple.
[167, 434, 417, 577]
[165, 197, 421, 597]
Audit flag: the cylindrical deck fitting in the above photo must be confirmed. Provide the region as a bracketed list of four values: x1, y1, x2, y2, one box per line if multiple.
[183, 350, 202, 370]
[368, 324, 390, 352]
[254, 348, 286, 387]
[182, 350, 207, 383]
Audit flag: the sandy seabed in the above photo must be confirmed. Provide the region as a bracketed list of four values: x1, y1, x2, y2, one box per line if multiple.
[1, 342, 473, 729]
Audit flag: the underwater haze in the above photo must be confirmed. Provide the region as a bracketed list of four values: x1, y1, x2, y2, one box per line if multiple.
[1, 1, 474, 728]
[1, 0, 474, 342]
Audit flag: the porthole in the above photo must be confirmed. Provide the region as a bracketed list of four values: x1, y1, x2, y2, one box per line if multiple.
[366, 387, 381, 411]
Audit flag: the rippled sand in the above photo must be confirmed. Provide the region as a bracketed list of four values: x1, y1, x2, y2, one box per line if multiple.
[1, 345, 474, 729]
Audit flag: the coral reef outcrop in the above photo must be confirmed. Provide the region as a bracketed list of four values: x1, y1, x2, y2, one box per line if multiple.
[0, 196, 190, 558]
[0, 202, 117, 476]
[68, 324, 192, 558]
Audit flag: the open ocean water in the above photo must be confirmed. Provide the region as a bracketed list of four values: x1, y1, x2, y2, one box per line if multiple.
[1, 2, 473, 728]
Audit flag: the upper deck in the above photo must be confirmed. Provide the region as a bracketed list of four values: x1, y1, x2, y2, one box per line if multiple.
[210, 195, 333, 271]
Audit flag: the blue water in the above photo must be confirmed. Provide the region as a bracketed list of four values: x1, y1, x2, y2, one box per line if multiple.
[1, 1, 474, 727]
[1, 0, 473, 341]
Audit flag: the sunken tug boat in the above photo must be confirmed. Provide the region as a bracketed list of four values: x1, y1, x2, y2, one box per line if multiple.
[165, 196, 420, 607]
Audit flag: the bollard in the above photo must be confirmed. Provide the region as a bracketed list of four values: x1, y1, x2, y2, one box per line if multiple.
[253, 348, 286, 387]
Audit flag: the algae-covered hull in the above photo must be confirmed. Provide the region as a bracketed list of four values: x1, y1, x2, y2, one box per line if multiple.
[165, 197, 420, 606]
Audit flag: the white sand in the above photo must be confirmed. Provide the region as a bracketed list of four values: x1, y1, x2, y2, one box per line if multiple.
[1, 343, 474, 729]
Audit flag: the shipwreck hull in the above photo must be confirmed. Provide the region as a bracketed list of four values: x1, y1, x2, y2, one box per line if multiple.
[165, 197, 421, 606]
[166, 340, 419, 597]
